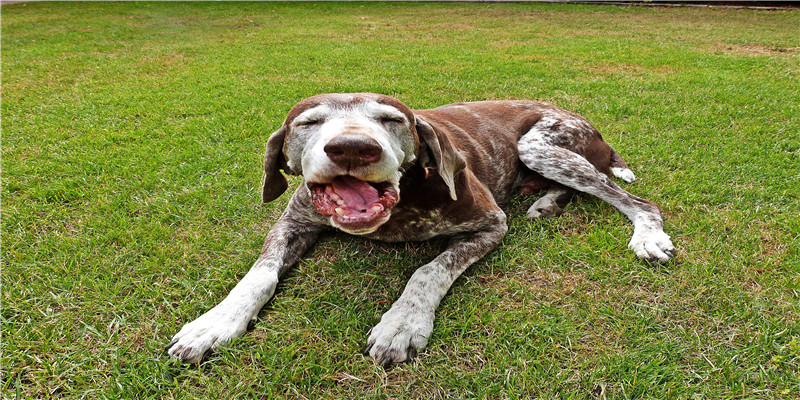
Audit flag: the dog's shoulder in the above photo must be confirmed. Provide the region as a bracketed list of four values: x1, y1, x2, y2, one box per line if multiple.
[363, 159, 503, 242]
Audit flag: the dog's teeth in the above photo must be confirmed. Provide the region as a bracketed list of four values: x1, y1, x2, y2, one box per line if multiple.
[371, 205, 383, 212]
[335, 208, 345, 215]
[329, 192, 346, 206]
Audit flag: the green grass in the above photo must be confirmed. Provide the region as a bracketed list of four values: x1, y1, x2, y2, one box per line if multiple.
[2, 2, 798, 398]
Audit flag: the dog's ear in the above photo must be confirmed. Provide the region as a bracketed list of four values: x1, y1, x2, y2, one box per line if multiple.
[414, 116, 466, 201]
[262, 126, 289, 203]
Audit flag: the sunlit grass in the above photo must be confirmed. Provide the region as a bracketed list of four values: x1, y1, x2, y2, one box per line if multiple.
[2, 2, 798, 398]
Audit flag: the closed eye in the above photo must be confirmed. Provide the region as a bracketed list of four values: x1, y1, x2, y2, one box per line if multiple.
[296, 118, 323, 127]
[379, 116, 405, 124]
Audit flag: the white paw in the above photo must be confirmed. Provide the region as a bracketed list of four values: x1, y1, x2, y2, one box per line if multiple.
[365, 303, 433, 366]
[166, 306, 251, 363]
[628, 228, 675, 263]
[526, 197, 564, 219]
[611, 167, 637, 183]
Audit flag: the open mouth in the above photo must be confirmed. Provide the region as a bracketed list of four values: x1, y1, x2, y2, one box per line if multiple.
[310, 176, 399, 232]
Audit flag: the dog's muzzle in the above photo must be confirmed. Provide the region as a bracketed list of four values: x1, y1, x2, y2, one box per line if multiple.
[309, 134, 400, 233]
[310, 177, 399, 233]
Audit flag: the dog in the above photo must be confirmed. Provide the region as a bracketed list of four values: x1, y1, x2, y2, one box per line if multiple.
[166, 93, 675, 366]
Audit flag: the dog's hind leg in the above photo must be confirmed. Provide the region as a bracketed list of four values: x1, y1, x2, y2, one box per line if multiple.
[517, 117, 675, 263]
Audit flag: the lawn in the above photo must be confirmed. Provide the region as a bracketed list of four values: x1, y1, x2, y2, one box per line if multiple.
[1, 1, 798, 399]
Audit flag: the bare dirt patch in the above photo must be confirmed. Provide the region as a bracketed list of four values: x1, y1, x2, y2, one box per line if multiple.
[715, 43, 798, 56]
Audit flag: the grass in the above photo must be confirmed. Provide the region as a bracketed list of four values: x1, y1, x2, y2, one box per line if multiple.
[1, 1, 798, 398]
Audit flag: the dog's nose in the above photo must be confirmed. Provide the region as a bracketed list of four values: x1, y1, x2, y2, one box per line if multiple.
[324, 135, 383, 167]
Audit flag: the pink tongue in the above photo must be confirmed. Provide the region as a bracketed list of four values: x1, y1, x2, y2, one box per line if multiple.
[332, 176, 380, 212]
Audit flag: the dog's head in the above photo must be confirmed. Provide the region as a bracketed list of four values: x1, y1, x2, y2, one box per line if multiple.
[262, 93, 465, 235]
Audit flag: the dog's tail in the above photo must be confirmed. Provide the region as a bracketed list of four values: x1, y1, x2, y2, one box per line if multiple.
[609, 148, 636, 183]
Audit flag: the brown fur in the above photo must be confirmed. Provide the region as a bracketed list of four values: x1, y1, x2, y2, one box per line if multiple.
[168, 93, 674, 367]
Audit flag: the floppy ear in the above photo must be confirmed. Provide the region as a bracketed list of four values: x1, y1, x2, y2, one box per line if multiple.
[414, 116, 466, 201]
[262, 126, 289, 203]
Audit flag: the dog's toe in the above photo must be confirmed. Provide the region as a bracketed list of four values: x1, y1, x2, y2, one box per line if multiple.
[629, 228, 675, 264]
[369, 344, 419, 368]
[167, 334, 213, 364]
[167, 308, 250, 363]
[611, 167, 637, 184]
[367, 334, 417, 366]
[527, 198, 564, 220]
[366, 305, 432, 366]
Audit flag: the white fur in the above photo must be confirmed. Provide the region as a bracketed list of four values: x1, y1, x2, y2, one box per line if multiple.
[629, 226, 674, 263]
[366, 303, 433, 363]
[611, 167, 637, 183]
[366, 262, 450, 363]
[295, 102, 414, 185]
[167, 261, 279, 362]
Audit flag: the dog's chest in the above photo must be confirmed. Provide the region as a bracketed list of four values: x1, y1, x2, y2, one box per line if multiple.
[367, 181, 495, 242]
[364, 206, 459, 241]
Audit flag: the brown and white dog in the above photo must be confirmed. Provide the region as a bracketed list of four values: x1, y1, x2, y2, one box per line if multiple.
[167, 93, 675, 365]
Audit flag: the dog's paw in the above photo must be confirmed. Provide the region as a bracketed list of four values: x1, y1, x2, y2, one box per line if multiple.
[526, 197, 564, 219]
[611, 167, 637, 184]
[365, 304, 433, 366]
[166, 306, 250, 363]
[629, 228, 675, 264]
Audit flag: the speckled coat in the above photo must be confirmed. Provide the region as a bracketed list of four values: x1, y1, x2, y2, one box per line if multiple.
[167, 93, 675, 366]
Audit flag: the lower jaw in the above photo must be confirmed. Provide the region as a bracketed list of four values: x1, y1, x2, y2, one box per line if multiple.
[309, 179, 399, 234]
[329, 212, 391, 235]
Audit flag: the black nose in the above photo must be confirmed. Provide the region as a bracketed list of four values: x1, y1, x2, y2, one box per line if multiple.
[324, 135, 383, 167]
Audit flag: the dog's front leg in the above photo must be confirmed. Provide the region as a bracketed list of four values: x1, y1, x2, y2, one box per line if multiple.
[167, 214, 321, 363]
[365, 212, 508, 366]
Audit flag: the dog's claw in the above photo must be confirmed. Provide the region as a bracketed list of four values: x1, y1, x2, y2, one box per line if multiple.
[408, 347, 418, 359]
[362, 343, 374, 356]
